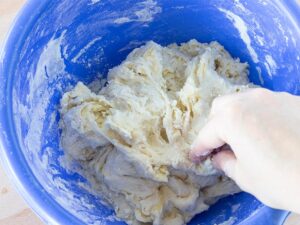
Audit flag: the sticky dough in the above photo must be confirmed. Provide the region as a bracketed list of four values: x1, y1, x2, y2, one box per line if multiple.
[60, 40, 250, 225]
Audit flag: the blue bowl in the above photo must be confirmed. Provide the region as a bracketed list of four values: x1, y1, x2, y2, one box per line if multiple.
[1, 0, 299, 224]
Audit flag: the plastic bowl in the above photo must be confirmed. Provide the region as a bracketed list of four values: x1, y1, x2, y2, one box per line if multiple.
[0, 0, 299, 224]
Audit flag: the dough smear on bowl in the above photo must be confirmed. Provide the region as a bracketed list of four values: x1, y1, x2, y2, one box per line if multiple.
[60, 39, 250, 225]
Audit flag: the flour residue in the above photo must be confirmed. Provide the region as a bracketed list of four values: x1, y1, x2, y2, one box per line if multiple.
[233, 0, 247, 12]
[118, 40, 147, 52]
[273, 1, 300, 42]
[264, 55, 277, 77]
[135, 0, 162, 22]
[215, 216, 236, 225]
[172, 6, 185, 10]
[231, 203, 240, 213]
[90, 0, 101, 4]
[21, 32, 67, 155]
[72, 37, 102, 63]
[113, 17, 131, 24]
[113, 0, 162, 24]
[255, 35, 265, 46]
[219, 8, 259, 63]
[256, 66, 264, 85]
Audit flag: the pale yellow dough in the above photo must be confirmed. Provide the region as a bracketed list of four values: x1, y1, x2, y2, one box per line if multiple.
[60, 40, 249, 225]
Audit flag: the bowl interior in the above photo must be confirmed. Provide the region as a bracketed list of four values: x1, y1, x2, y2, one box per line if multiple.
[2, 0, 300, 224]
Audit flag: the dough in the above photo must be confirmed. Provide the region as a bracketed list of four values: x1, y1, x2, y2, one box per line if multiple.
[60, 40, 250, 225]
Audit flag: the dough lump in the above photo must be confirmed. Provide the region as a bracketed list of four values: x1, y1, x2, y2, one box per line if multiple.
[60, 40, 250, 225]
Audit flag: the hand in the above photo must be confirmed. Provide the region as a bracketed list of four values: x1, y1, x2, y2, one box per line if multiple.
[190, 88, 300, 213]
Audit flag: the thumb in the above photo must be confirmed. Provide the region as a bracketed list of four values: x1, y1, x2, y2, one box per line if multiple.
[212, 149, 237, 180]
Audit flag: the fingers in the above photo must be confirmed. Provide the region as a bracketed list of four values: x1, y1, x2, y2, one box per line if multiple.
[190, 91, 244, 162]
[210, 92, 241, 116]
[210, 88, 264, 116]
[212, 149, 237, 179]
[190, 93, 233, 160]
[190, 116, 226, 160]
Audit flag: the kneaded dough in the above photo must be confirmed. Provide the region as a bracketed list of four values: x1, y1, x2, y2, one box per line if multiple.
[60, 40, 249, 225]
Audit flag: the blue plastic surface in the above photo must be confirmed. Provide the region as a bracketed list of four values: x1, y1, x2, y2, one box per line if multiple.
[0, 0, 299, 224]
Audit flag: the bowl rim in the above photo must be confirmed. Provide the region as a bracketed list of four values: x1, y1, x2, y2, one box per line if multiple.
[0, 0, 297, 224]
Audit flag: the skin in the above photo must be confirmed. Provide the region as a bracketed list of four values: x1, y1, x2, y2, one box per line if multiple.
[190, 88, 300, 214]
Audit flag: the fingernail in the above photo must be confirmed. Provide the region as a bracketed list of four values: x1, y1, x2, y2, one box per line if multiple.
[189, 152, 199, 162]
[189, 149, 211, 163]
[194, 150, 211, 157]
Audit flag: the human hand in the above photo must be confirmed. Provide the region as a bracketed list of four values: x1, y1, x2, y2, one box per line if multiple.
[190, 88, 300, 213]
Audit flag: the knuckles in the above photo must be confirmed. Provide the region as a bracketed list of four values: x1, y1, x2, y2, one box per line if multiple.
[223, 100, 245, 119]
[211, 88, 273, 125]
[249, 88, 271, 99]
